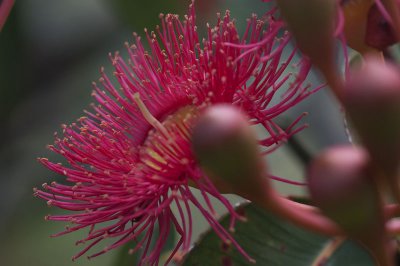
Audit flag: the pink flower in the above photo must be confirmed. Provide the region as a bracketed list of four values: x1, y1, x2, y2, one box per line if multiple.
[34, 3, 317, 265]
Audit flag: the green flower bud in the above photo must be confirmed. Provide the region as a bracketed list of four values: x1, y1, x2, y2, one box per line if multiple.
[277, 0, 337, 86]
[308, 145, 382, 235]
[191, 104, 269, 200]
[343, 56, 400, 182]
[308, 145, 393, 266]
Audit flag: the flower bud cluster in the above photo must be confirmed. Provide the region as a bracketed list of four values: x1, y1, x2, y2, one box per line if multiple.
[271, 1, 400, 265]
[192, 2, 400, 265]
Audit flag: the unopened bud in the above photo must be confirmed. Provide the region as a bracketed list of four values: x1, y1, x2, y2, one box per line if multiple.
[308, 146, 382, 236]
[308, 145, 392, 265]
[191, 104, 269, 200]
[343, 56, 400, 179]
[277, 0, 337, 86]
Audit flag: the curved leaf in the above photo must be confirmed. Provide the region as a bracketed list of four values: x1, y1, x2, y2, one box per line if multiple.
[183, 204, 374, 266]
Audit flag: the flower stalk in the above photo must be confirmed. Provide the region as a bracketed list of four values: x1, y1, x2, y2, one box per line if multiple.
[343, 55, 400, 202]
[276, 0, 341, 95]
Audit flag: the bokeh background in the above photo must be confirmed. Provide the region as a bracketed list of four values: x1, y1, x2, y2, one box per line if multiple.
[0, 1, 349, 265]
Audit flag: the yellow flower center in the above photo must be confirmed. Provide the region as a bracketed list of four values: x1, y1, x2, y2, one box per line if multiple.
[134, 93, 199, 175]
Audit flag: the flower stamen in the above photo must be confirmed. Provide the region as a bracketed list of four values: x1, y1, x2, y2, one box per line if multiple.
[133, 92, 170, 138]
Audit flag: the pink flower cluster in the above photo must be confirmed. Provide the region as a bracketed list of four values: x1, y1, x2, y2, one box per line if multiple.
[34, 3, 318, 265]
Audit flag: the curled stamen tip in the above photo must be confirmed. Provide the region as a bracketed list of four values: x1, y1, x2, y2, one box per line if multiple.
[223, 240, 232, 246]
[238, 215, 248, 222]
[221, 241, 231, 252]
[133, 92, 140, 101]
[170, 190, 179, 197]
[78, 116, 87, 122]
[249, 258, 256, 264]
[172, 251, 185, 263]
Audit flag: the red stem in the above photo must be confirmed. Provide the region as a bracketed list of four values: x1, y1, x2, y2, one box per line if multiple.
[257, 189, 344, 236]
[253, 188, 400, 237]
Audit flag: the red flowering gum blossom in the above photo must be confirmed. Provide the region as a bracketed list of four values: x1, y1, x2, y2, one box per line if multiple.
[33, 3, 318, 265]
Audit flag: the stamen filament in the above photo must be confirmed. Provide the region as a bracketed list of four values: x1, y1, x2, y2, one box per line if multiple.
[133, 93, 170, 138]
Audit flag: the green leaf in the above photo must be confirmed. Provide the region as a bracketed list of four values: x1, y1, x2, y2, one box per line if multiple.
[183, 204, 374, 266]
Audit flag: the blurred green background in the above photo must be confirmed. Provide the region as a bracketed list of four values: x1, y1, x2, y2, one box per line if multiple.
[0, 1, 349, 265]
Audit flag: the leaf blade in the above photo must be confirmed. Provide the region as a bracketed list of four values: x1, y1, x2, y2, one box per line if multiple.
[183, 204, 374, 266]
